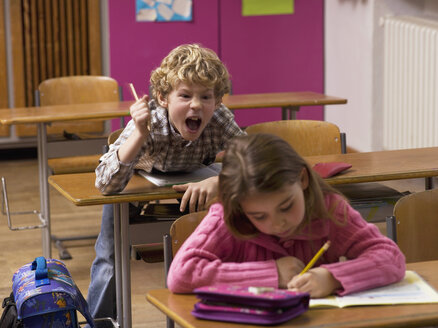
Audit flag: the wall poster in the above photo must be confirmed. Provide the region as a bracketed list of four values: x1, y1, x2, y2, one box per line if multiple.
[136, 0, 192, 22]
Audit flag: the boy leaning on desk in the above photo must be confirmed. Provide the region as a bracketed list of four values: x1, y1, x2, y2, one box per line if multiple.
[86, 44, 246, 326]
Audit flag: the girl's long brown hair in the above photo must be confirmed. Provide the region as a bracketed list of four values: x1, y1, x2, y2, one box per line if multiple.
[219, 133, 344, 239]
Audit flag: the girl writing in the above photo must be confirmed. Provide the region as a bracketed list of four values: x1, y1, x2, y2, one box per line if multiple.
[167, 133, 405, 297]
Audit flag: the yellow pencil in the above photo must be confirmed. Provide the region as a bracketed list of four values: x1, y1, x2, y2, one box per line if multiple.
[299, 240, 331, 275]
[129, 83, 151, 131]
[129, 83, 139, 101]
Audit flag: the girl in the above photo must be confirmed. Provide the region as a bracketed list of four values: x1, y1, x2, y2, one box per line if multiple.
[167, 133, 405, 298]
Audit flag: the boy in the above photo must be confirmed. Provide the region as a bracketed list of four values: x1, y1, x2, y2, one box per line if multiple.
[88, 44, 245, 326]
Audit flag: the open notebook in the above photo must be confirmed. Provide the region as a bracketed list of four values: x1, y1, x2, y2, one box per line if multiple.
[310, 270, 438, 308]
[137, 163, 222, 187]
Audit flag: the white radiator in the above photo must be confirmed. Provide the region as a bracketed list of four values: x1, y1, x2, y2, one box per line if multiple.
[383, 16, 438, 150]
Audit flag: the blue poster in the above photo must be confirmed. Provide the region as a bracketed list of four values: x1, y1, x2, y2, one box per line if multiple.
[136, 0, 193, 22]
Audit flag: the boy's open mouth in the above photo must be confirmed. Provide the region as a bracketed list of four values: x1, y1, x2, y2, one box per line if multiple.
[186, 117, 202, 131]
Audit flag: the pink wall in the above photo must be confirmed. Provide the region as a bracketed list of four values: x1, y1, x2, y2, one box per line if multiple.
[108, 0, 324, 128]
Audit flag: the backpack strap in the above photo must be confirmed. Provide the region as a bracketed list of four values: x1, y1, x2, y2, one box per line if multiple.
[0, 292, 22, 328]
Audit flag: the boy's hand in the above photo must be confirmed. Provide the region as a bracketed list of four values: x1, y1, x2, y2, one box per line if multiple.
[276, 256, 305, 289]
[287, 267, 341, 298]
[129, 95, 150, 136]
[172, 176, 218, 213]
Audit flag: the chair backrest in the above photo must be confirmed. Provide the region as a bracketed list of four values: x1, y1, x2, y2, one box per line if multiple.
[15, 75, 121, 138]
[389, 188, 438, 263]
[107, 128, 124, 146]
[39, 75, 120, 105]
[245, 120, 345, 156]
[163, 210, 207, 288]
[169, 210, 207, 256]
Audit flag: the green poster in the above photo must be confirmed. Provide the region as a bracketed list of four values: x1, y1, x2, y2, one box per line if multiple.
[242, 0, 294, 16]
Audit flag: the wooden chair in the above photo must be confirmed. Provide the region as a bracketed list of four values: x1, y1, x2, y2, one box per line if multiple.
[245, 120, 406, 224]
[163, 210, 207, 328]
[37, 75, 122, 175]
[245, 120, 346, 155]
[386, 188, 438, 263]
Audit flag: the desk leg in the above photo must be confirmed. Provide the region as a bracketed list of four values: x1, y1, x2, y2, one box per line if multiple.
[120, 203, 132, 328]
[37, 123, 51, 258]
[113, 204, 123, 327]
[282, 106, 299, 120]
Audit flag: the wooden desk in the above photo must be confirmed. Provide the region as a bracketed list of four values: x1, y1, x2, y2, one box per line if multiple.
[146, 260, 438, 328]
[48, 173, 182, 328]
[0, 91, 346, 258]
[0, 102, 130, 258]
[223, 91, 347, 119]
[305, 147, 438, 188]
[0, 91, 347, 125]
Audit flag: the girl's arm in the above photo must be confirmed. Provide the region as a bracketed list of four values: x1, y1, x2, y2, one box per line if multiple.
[320, 196, 406, 295]
[167, 204, 279, 293]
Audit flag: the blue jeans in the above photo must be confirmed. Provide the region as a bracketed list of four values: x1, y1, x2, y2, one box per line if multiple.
[86, 204, 116, 328]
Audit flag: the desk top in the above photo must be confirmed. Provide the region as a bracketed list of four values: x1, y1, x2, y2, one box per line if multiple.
[48, 147, 438, 206]
[306, 147, 438, 184]
[222, 91, 347, 109]
[48, 172, 182, 206]
[0, 91, 347, 125]
[0, 101, 131, 125]
[146, 260, 438, 328]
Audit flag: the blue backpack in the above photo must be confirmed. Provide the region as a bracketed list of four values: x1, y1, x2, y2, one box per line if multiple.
[10, 257, 94, 328]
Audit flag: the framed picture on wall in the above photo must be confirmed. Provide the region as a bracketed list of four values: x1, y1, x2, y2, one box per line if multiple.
[136, 0, 192, 22]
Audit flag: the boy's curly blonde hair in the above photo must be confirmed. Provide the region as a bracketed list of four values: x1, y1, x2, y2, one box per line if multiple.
[150, 44, 231, 105]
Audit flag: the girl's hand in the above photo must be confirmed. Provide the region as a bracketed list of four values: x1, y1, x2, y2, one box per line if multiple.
[129, 95, 150, 137]
[275, 257, 305, 289]
[172, 176, 218, 213]
[287, 267, 341, 298]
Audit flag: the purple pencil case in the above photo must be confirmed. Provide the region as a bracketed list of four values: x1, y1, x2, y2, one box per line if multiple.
[192, 285, 309, 325]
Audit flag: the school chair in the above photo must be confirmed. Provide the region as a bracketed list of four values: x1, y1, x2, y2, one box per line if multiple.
[244, 120, 407, 224]
[386, 188, 438, 263]
[104, 128, 184, 262]
[101, 128, 178, 263]
[245, 120, 347, 155]
[163, 210, 208, 328]
[33, 76, 124, 259]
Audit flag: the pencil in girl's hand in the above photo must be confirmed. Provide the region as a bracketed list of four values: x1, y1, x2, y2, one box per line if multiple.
[129, 83, 139, 101]
[299, 241, 331, 275]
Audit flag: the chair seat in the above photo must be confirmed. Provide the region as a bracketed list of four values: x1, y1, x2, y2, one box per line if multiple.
[335, 183, 410, 223]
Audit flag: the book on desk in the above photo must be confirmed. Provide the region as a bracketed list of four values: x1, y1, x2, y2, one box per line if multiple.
[310, 270, 438, 308]
[137, 163, 222, 187]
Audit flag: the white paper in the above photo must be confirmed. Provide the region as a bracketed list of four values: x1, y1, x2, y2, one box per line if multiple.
[137, 9, 157, 21]
[157, 3, 174, 21]
[172, 0, 192, 18]
[310, 271, 438, 308]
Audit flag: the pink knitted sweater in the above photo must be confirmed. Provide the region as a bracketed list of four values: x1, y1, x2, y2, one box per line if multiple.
[167, 193, 406, 295]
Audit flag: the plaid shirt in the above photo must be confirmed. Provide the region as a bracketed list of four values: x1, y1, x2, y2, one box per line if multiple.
[95, 100, 245, 194]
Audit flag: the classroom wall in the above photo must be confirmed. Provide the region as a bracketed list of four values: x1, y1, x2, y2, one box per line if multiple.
[107, 0, 324, 129]
[325, 0, 438, 152]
